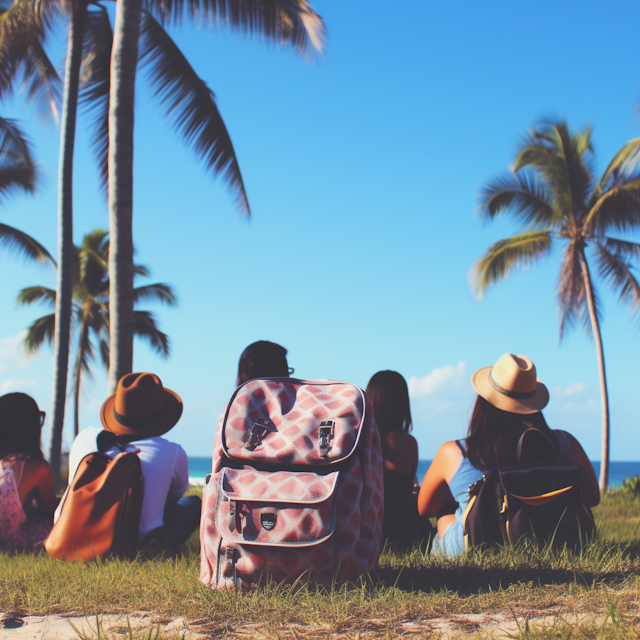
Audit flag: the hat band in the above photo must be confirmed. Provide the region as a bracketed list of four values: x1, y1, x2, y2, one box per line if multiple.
[488, 373, 537, 400]
[113, 398, 167, 429]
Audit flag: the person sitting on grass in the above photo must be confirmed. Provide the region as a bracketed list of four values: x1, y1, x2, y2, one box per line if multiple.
[236, 340, 293, 386]
[65, 372, 201, 550]
[366, 370, 433, 549]
[0, 393, 57, 550]
[417, 353, 600, 556]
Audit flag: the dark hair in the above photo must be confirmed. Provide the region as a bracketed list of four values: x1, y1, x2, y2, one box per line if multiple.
[0, 393, 45, 460]
[465, 395, 559, 470]
[237, 341, 290, 386]
[366, 371, 412, 456]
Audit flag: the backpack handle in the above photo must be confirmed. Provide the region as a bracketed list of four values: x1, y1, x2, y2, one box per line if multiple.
[516, 428, 559, 464]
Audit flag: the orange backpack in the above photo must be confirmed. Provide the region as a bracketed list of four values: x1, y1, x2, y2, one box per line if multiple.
[45, 448, 144, 561]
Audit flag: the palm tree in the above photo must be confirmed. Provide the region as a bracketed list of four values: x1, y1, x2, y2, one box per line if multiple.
[106, 0, 327, 392]
[471, 119, 640, 492]
[0, 116, 54, 264]
[0, 0, 106, 486]
[18, 228, 176, 438]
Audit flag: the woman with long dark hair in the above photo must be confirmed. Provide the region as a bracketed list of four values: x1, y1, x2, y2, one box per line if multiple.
[0, 393, 56, 549]
[417, 354, 599, 556]
[367, 370, 431, 547]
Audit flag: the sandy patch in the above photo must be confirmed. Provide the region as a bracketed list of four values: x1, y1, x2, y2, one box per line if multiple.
[0, 612, 206, 639]
[0, 609, 619, 639]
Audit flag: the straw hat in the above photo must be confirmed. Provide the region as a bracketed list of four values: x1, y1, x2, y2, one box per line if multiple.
[471, 354, 549, 414]
[100, 372, 183, 437]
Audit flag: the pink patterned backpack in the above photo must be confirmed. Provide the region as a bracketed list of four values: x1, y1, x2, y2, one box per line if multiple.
[200, 378, 383, 590]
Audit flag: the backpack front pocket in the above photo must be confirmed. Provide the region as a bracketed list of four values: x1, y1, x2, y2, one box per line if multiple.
[216, 467, 338, 546]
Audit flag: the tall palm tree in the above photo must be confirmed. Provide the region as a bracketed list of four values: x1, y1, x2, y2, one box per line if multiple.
[18, 228, 176, 438]
[471, 119, 640, 492]
[0, 0, 106, 486]
[0, 116, 54, 264]
[107, 0, 327, 392]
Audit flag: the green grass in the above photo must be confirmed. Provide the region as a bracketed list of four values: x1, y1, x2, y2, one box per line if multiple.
[1, 488, 640, 638]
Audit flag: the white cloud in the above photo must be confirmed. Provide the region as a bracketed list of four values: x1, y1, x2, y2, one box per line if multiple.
[552, 382, 586, 401]
[0, 379, 38, 394]
[0, 331, 30, 373]
[408, 361, 467, 398]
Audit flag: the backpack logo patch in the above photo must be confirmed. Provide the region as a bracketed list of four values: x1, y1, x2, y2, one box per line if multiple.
[261, 513, 277, 531]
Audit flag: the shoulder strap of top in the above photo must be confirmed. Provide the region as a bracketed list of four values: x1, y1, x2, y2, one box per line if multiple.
[1, 453, 27, 486]
[455, 439, 467, 457]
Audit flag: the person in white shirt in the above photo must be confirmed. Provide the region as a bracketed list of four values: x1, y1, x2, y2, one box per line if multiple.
[65, 372, 200, 547]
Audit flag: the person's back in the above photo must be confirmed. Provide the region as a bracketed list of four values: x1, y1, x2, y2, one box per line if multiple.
[0, 393, 56, 550]
[63, 373, 200, 549]
[366, 371, 430, 548]
[418, 354, 599, 556]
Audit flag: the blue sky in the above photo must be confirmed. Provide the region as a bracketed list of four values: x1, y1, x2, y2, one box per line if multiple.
[1, 0, 640, 461]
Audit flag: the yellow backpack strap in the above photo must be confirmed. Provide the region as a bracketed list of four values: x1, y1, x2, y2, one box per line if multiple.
[461, 494, 477, 552]
[508, 485, 574, 506]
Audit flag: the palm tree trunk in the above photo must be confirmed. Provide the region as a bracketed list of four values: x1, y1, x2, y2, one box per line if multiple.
[49, 3, 87, 489]
[579, 249, 610, 493]
[107, 0, 142, 393]
[72, 316, 89, 438]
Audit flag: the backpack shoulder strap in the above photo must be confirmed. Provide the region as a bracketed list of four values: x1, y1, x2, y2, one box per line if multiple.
[96, 431, 139, 455]
[516, 428, 559, 464]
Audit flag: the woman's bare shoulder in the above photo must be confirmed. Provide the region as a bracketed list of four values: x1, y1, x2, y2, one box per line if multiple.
[23, 457, 54, 480]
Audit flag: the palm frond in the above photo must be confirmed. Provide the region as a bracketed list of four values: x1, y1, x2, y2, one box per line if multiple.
[597, 137, 640, 193]
[79, 247, 108, 294]
[23, 312, 54, 353]
[517, 120, 594, 222]
[78, 323, 96, 375]
[79, 5, 112, 194]
[0, 0, 61, 119]
[133, 310, 170, 356]
[471, 230, 552, 297]
[80, 227, 109, 253]
[133, 263, 150, 278]
[0, 223, 55, 265]
[99, 336, 109, 369]
[594, 241, 640, 315]
[21, 38, 61, 122]
[584, 177, 640, 234]
[139, 12, 250, 214]
[598, 237, 640, 262]
[478, 172, 555, 227]
[146, 0, 325, 58]
[0, 116, 37, 197]
[133, 283, 177, 305]
[17, 284, 55, 306]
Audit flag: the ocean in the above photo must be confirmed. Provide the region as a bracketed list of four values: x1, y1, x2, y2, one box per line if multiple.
[188, 457, 640, 487]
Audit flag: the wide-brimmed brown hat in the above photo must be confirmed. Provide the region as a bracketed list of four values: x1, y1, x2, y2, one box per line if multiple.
[471, 353, 549, 414]
[100, 372, 183, 437]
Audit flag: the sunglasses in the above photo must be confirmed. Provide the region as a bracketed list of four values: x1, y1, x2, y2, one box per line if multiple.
[39, 410, 46, 427]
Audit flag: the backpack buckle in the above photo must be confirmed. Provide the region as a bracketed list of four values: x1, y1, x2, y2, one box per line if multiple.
[318, 421, 335, 457]
[245, 418, 275, 451]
